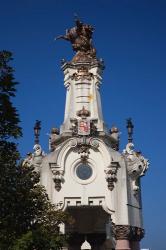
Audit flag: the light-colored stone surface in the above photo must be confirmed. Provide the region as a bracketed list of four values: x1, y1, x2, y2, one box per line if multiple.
[36, 60, 148, 250]
[61, 62, 105, 133]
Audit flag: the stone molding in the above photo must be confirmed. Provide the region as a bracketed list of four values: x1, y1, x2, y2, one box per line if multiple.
[61, 59, 104, 72]
[115, 225, 144, 241]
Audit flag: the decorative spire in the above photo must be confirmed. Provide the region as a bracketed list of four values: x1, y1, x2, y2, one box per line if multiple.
[59, 20, 105, 134]
[34, 120, 41, 145]
[126, 118, 134, 143]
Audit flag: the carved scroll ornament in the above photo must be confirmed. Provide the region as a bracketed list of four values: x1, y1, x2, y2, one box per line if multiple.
[70, 137, 99, 161]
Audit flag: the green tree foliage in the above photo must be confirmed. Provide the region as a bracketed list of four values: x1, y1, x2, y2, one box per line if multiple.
[0, 51, 22, 139]
[10, 164, 70, 250]
[0, 51, 70, 250]
[0, 50, 22, 249]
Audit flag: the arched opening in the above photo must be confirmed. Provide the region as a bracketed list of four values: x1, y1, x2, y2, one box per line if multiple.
[64, 206, 115, 250]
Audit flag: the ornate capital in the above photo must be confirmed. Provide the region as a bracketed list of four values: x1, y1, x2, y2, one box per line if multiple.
[115, 225, 145, 241]
[115, 225, 131, 240]
[130, 227, 145, 241]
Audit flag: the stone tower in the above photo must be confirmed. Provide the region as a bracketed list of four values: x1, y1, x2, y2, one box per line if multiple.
[28, 19, 149, 250]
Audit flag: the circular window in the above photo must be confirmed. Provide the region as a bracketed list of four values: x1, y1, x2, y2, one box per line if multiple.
[71, 159, 97, 184]
[76, 164, 93, 180]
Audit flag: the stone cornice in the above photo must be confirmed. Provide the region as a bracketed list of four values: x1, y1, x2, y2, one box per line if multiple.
[61, 59, 105, 71]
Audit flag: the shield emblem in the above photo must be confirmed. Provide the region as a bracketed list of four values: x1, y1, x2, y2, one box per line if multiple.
[78, 120, 90, 135]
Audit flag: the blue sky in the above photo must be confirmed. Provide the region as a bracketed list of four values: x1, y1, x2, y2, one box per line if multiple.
[1, 1, 166, 249]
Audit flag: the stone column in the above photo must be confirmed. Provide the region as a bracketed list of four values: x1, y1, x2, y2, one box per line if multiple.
[115, 225, 144, 250]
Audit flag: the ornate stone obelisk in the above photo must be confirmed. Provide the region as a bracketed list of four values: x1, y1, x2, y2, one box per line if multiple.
[26, 19, 149, 250]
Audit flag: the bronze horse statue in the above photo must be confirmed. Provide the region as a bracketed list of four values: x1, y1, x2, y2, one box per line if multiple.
[56, 19, 96, 60]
